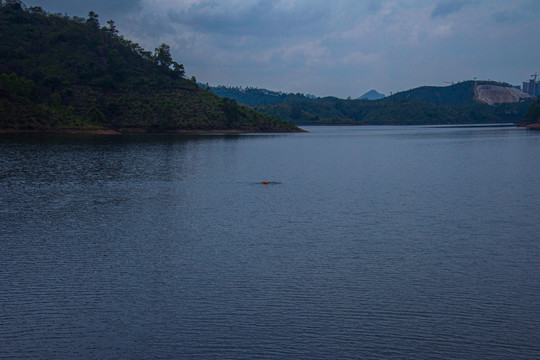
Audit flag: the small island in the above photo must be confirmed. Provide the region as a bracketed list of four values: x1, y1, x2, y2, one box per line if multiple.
[0, 1, 303, 134]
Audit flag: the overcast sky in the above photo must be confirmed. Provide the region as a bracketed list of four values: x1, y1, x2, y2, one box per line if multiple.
[26, 0, 540, 97]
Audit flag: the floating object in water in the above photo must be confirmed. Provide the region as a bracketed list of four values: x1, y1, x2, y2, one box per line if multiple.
[258, 181, 281, 185]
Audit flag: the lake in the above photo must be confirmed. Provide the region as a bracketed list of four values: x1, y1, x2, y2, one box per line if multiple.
[1, 125, 539, 359]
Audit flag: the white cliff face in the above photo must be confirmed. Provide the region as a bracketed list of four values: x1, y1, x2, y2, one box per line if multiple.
[475, 84, 535, 105]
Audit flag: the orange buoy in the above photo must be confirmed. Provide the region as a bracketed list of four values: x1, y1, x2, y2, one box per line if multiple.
[262, 181, 269, 184]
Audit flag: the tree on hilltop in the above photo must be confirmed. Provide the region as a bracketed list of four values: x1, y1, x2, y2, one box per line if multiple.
[154, 43, 173, 68]
[86, 11, 99, 29]
[154, 43, 185, 77]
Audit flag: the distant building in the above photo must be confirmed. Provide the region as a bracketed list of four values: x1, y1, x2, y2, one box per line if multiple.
[523, 73, 540, 96]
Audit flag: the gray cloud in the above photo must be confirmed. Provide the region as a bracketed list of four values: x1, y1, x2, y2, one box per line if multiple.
[492, 10, 520, 24]
[122, 12, 177, 40]
[366, 1, 383, 14]
[167, 0, 329, 38]
[26, 0, 143, 17]
[491, 1, 540, 24]
[431, 0, 467, 18]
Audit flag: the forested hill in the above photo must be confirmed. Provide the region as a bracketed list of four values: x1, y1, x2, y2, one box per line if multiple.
[384, 81, 478, 106]
[210, 82, 533, 126]
[0, 1, 301, 133]
[208, 85, 316, 106]
[384, 80, 535, 106]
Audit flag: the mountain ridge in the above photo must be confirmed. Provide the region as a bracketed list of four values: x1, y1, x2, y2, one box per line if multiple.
[208, 81, 534, 125]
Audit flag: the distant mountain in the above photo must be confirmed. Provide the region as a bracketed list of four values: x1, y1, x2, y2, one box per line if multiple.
[252, 81, 534, 126]
[0, 2, 301, 133]
[358, 90, 384, 100]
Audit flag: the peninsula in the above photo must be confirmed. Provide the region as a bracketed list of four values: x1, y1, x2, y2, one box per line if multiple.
[0, 1, 302, 134]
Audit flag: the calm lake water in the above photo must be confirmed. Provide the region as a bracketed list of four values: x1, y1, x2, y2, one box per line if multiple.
[1, 125, 540, 359]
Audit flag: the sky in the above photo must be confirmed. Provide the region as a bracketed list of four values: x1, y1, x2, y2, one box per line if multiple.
[25, 0, 540, 98]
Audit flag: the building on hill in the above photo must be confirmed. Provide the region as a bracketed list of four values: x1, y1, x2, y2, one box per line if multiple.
[523, 73, 540, 96]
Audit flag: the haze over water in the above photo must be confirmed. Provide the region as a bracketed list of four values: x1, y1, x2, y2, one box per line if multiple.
[1, 125, 540, 359]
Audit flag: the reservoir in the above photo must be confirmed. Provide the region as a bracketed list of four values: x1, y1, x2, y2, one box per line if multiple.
[1, 125, 539, 359]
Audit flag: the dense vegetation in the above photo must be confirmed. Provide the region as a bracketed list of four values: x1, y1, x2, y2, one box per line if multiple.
[384, 81, 483, 106]
[211, 82, 533, 126]
[208, 85, 316, 106]
[522, 98, 540, 126]
[0, 1, 301, 133]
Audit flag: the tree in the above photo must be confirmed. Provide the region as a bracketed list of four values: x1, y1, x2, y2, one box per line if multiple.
[172, 62, 185, 77]
[86, 11, 99, 29]
[154, 43, 172, 69]
[221, 98, 241, 126]
[3, 0, 24, 11]
[105, 19, 118, 36]
[28, 6, 45, 14]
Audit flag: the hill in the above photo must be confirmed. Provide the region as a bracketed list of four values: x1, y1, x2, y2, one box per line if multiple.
[383, 81, 477, 106]
[207, 85, 313, 106]
[211, 82, 534, 126]
[358, 90, 384, 100]
[385, 81, 533, 106]
[0, 1, 301, 133]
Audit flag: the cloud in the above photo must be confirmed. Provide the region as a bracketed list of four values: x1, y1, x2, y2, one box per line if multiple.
[492, 10, 520, 24]
[26, 0, 143, 17]
[166, 0, 329, 38]
[491, 1, 540, 24]
[121, 11, 177, 40]
[366, 0, 383, 14]
[431, 0, 467, 18]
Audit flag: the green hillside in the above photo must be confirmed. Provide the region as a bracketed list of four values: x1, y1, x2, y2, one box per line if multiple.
[0, 1, 301, 133]
[210, 82, 532, 126]
[208, 85, 322, 106]
[383, 81, 478, 106]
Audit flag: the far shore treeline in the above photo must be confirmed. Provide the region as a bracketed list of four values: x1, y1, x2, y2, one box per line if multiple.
[207, 83, 536, 126]
[0, 0, 302, 133]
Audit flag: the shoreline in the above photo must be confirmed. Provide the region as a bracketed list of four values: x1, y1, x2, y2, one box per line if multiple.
[0, 128, 307, 135]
